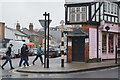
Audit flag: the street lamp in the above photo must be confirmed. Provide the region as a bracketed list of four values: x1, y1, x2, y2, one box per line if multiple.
[39, 12, 52, 68]
[60, 20, 65, 67]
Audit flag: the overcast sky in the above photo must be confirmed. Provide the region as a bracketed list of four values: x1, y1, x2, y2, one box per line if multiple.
[0, 0, 65, 29]
[0, 0, 119, 29]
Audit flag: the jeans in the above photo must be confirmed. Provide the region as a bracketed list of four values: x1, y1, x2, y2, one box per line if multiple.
[33, 55, 43, 64]
[2, 55, 13, 68]
[23, 57, 29, 66]
[19, 58, 29, 67]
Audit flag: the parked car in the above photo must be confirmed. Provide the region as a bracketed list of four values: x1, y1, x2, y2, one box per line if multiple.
[28, 48, 35, 56]
[56, 48, 67, 56]
[0, 48, 7, 59]
[48, 48, 58, 58]
[33, 48, 37, 55]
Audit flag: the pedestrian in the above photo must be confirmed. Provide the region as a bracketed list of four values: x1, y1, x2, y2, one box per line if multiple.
[23, 45, 29, 67]
[19, 44, 29, 68]
[1, 44, 15, 70]
[32, 44, 43, 65]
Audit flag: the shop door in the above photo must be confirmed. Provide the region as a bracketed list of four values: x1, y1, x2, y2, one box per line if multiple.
[72, 36, 85, 62]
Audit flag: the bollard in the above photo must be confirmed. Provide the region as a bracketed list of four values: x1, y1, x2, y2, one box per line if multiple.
[61, 54, 64, 67]
[47, 57, 49, 68]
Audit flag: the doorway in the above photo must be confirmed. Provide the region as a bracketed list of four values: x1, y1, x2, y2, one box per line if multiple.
[72, 36, 85, 62]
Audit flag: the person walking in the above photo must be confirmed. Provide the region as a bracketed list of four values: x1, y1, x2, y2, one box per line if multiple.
[32, 44, 43, 65]
[1, 44, 15, 70]
[23, 45, 29, 67]
[19, 44, 29, 68]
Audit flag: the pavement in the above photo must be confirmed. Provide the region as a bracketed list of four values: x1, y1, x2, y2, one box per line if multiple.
[14, 56, 120, 73]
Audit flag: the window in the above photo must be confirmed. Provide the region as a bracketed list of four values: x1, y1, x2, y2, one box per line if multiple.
[71, 14, 75, 22]
[76, 14, 80, 22]
[104, 2, 107, 12]
[111, 4, 113, 14]
[69, 7, 87, 22]
[76, 8, 80, 12]
[81, 7, 86, 12]
[81, 13, 86, 22]
[70, 8, 75, 13]
[108, 3, 110, 13]
[108, 33, 114, 53]
[102, 32, 107, 53]
[16, 36, 18, 39]
[104, 1, 118, 15]
[114, 5, 117, 15]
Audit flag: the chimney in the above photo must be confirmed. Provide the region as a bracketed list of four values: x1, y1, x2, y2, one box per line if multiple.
[16, 23, 20, 30]
[29, 23, 33, 32]
[0, 22, 5, 38]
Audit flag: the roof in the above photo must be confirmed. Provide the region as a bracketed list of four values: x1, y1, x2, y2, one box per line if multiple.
[21, 28, 39, 36]
[49, 30, 61, 43]
[65, 0, 119, 6]
[68, 28, 88, 37]
[5, 27, 27, 37]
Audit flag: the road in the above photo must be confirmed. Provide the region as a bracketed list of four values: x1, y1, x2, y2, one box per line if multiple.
[0, 56, 119, 79]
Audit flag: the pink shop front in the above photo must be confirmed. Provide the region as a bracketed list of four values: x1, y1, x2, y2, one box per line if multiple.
[99, 21, 120, 60]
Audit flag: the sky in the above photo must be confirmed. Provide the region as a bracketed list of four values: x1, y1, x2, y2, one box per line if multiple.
[0, 0, 65, 29]
[0, 0, 119, 29]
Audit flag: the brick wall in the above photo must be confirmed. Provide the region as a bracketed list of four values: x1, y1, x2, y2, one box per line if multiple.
[0, 22, 5, 38]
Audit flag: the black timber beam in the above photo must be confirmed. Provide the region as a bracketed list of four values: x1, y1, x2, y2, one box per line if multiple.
[64, 2, 97, 7]
[90, 2, 103, 21]
[66, 21, 100, 25]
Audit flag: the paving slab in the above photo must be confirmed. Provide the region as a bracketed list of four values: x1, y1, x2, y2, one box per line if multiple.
[15, 57, 119, 73]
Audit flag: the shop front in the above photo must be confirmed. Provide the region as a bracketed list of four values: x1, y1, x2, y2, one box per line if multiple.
[99, 21, 120, 60]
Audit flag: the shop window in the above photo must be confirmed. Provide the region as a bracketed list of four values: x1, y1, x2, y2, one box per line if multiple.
[108, 33, 114, 53]
[102, 32, 107, 53]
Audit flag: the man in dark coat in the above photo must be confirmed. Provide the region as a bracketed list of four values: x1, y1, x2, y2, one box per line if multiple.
[1, 44, 15, 70]
[19, 44, 29, 67]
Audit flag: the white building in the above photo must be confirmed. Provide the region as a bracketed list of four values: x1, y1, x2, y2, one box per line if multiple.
[5, 26, 29, 43]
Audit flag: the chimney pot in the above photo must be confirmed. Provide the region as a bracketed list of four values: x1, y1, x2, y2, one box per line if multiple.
[16, 23, 20, 30]
[29, 23, 33, 31]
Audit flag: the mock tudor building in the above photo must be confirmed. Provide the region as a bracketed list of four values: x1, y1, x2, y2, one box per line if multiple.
[65, 0, 120, 62]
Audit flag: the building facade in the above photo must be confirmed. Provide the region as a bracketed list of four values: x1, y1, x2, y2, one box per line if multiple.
[65, 0, 120, 62]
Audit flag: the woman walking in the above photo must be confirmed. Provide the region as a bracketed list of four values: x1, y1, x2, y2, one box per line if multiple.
[19, 44, 29, 68]
[23, 45, 29, 67]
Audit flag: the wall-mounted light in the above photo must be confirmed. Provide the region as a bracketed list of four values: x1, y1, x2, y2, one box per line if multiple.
[105, 26, 110, 31]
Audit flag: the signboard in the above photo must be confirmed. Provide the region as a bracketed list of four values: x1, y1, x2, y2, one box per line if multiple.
[68, 42, 72, 46]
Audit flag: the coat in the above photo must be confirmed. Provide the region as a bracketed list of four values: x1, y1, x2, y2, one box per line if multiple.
[37, 46, 42, 55]
[21, 47, 29, 59]
[6, 47, 12, 56]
